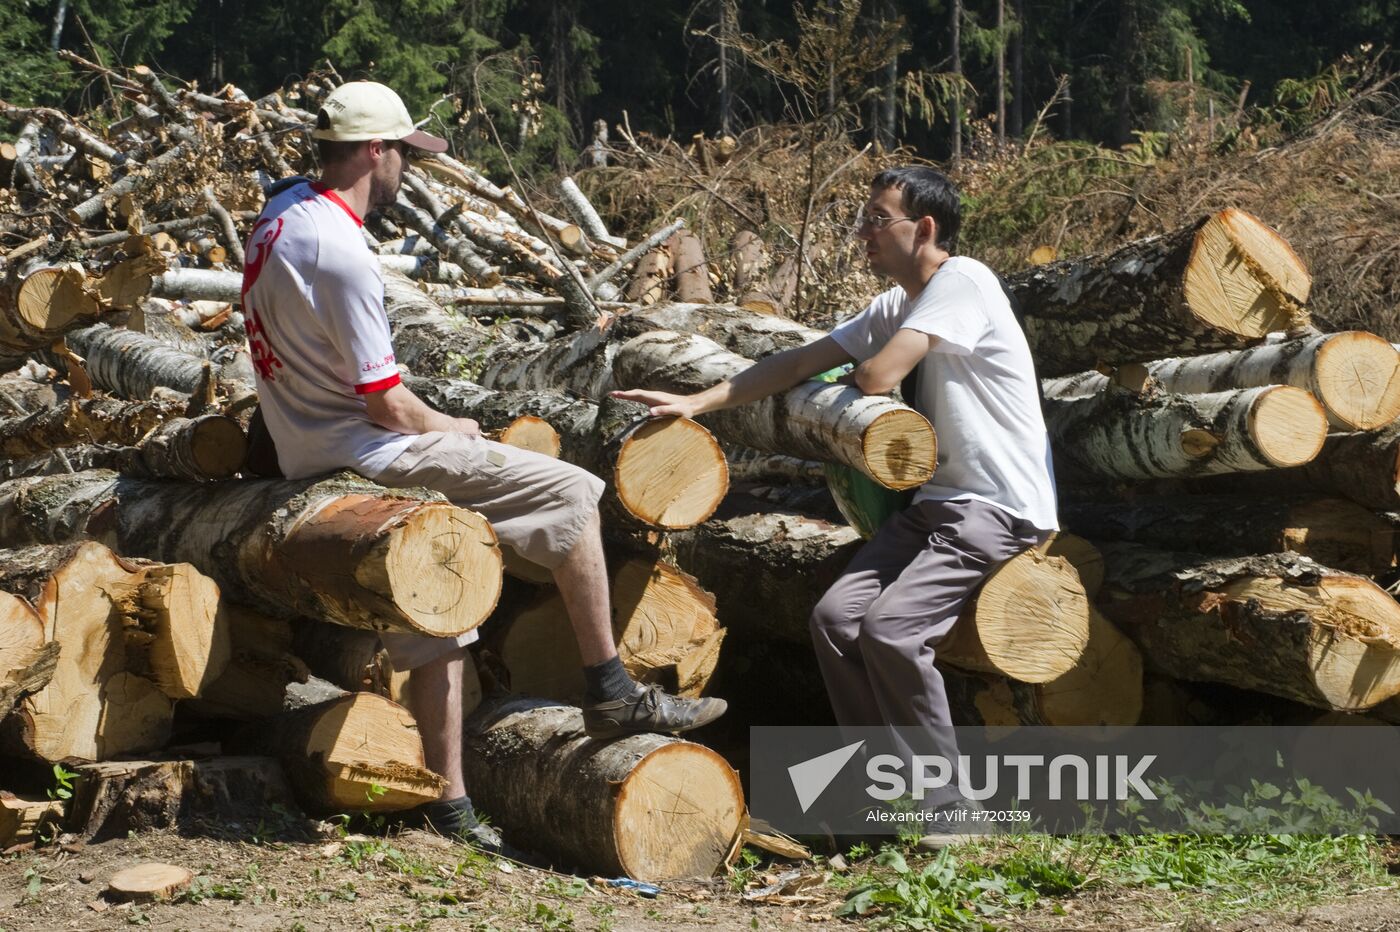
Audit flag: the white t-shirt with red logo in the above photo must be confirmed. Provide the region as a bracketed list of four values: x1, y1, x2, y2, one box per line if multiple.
[241, 180, 414, 479]
[830, 256, 1059, 531]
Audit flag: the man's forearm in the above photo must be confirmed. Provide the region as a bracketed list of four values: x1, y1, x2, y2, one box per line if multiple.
[365, 383, 473, 435]
[691, 338, 852, 416]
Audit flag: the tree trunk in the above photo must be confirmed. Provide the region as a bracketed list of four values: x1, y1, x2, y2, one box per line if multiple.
[1009, 0, 1024, 137]
[616, 302, 823, 359]
[1060, 495, 1395, 576]
[0, 264, 106, 356]
[241, 691, 445, 813]
[188, 604, 310, 721]
[1097, 544, 1400, 711]
[611, 330, 936, 490]
[995, 0, 1006, 144]
[625, 249, 671, 305]
[943, 608, 1142, 726]
[0, 542, 228, 761]
[669, 231, 715, 304]
[1007, 209, 1312, 377]
[495, 558, 724, 702]
[0, 396, 182, 458]
[462, 695, 744, 881]
[557, 177, 623, 249]
[0, 416, 248, 483]
[1046, 332, 1400, 431]
[404, 375, 728, 530]
[950, 0, 963, 162]
[741, 255, 799, 316]
[59, 323, 252, 404]
[1045, 385, 1326, 480]
[67, 756, 294, 841]
[730, 231, 765, 299]
[290, 618, 394, 695]
[0, 470, 503, 638]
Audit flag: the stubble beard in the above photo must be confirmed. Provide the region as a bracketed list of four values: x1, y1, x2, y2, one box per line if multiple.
[369, 170, 401, 209]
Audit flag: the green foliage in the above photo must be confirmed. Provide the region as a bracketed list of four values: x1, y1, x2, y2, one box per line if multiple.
[46, 763, 77, 802]
[0, 0, 58, 107]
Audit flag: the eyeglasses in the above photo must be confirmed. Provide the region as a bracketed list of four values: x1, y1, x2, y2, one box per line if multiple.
[854, 210, 920, 232]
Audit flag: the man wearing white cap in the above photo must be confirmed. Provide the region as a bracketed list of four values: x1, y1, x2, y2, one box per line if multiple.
[241, 81, 726, 849]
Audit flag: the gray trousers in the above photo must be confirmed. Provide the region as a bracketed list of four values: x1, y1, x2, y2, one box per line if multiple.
[810, 498, 1045, 730]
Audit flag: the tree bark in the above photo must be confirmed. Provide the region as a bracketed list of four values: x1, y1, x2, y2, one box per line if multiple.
[1045, 385, 1326, 480]
[625, 249, 671, 305]
[59, 323, 253, 406]
[615, 302, 823, 360]
[669, 231, 715, 304]
[1046, 332, 1400, 431]
[1060, 495, 1395, 576]
[1007, 209, 1313, 377]
[0, 396, 182, 458]
[611, 330, 936, 490]
[462, 695, 744, 880]
[1097, 544, 1400, 711]
[0, 264, 106, 356]
[0, 470, 503, 638]
[557, 176, 624, 249]
[0, 414, 248, 482]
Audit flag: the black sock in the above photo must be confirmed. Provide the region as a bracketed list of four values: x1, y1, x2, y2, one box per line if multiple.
[423, 795, 479, 829]
[584, 655, 635, 702]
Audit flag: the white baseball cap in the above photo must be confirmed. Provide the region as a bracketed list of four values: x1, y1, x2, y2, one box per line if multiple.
[312, 81, 447, 153]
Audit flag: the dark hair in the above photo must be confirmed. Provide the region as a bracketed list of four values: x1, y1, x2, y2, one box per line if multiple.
[870, 166, 961, 252]
[315, 137, 366, 166]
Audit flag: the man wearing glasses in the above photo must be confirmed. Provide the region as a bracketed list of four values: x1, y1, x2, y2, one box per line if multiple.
[242, 81, 726, 850]
[613, 167, 1057, 845]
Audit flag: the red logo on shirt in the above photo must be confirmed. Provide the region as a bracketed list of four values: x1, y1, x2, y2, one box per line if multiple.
[242, 216, 286, 382]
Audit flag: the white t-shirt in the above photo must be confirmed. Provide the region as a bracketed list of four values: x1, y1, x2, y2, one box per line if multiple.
[241, 180, 414, 479]
[830, 256, 1059, 531]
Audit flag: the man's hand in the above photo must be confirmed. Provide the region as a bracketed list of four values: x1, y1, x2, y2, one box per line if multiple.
[610, 389, 700, 419]
[452, 417, 481, 437]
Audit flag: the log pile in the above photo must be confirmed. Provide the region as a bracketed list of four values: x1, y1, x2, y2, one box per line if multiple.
[3, 53, 1400, 874]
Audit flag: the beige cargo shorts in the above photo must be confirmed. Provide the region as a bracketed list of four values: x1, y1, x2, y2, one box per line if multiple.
[370, 430, 606, 671]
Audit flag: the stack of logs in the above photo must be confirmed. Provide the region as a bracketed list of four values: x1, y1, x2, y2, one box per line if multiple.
[4, 55, 1400, 878]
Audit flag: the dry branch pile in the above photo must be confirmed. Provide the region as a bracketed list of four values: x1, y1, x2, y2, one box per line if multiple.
[2, 55, 1400, 877]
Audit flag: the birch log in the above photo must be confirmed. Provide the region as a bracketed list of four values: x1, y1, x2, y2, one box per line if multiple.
[1, 264, 105, 355]
[1060, 495, 1394, 576]
[557, 176, 625, 248]
[1008, 209, 1312, 376]
[0, 396, 181, 458]
[1045, 385, 1326, 480]
[462, 696, 744, 880]
[0, 470, 502, 638]
[625, 249, 671, 305]
[616, 302, 823, 359]
[612, 330, 936, 489]
[0, 413, 248, 482]
[669, 231, 715, 304]
[1097, 544, 1400, 711]
[1044, 332, 1400, 430]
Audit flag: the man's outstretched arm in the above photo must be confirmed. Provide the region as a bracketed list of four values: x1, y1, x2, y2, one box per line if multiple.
[364, 382, 480, 436]
[611, 336, 855, 418]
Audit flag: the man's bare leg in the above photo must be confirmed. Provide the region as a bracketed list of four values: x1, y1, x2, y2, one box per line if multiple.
[407, 646, 467, 799]
[552, 509, 618, 666]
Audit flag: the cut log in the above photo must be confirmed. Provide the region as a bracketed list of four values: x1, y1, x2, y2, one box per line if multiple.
[0, 470, 503, 639]
[942, 608, 1142, 727]
[1188, 423, 1400, 511]
[0, 396, 182, 458]
[59, 323, 253, 404]
[0, 264, 105, 355]
[1060, 495, 1394, 576]
[496, 559, 724, 702]
[616, 302, 822, 360]
[938, 543, 1092, 683]
[658, 512, 863, 644]
[612, 330, 936, 490]
[731, 230, 767, 303]
[625, 249, 671, 305]
[69, 756, 294, 841]
[0, 542, 186, 761]
[0, 793, 64, 846]
[189, 605, 309, 721]
[1007, 208, 1312, 376]
[104, 560, 229, 699]
[0, 373, 62, 413]
[1097, 544, 1400, 711]
[1046, 385, 1326, 480]
[669, 231, 715, 303]
[462, 696, 744, 880]
[252, 691, 446, 812]
[1044, 332, 1400, 431]
[742, 255, 798, 316]
[725, 448, 826, 485]
[0, 590, 54, 719]
[557, 176, 625, 249]
[1044, 532, 1105, 598]
[498, 415, 560, 456]
[406, 375, 728, 529]
[291, 618, 393, 695]
[106, 863, 194, 903]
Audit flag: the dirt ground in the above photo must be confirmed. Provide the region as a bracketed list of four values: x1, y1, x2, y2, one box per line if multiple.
[2, 828, 1399, 932]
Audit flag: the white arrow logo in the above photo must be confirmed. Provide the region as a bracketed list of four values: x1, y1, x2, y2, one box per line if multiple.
[788, 740, 866, 813]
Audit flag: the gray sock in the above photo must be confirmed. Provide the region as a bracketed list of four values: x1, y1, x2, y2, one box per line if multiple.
[584, 655, 635, 702]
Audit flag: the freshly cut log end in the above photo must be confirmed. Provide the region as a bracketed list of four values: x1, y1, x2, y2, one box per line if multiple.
[370, 502, 502, 637]
[105, 863, 194, 903]
[1035, 609, 1143, 727]
[614, 416, 728, 528]
[96, 672, 173, 758]
[1183, 208, 1311, 337]
[499, 415, 561, 457]
[326, 760, 447, 811]
[861, 409, 937, 491]
[186, 415, 249, 479]
[0, 794, 64, 847]
[17, 266, 102, 337]
[1247, 385, 1327, 467]
[118, 563, 230, 700]
[939, 547, 1091, 683]
[1312, 332, 1400, 430]
[1042, 533, 1104, 598]
[462, 697, 744, 881]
